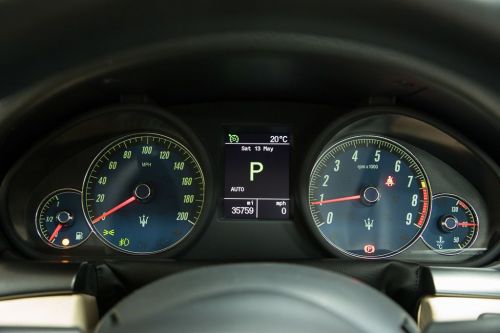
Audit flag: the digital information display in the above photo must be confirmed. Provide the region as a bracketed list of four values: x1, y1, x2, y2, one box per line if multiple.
[224, 132, 290, 219]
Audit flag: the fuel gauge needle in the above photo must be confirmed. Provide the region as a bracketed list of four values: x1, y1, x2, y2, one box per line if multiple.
[48, 224, 63, 242]
[91, 196, 136, 224]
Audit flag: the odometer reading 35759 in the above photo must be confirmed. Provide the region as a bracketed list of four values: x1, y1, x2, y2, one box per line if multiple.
[82, 133, 205, 254]
[308, 135, 431, 258]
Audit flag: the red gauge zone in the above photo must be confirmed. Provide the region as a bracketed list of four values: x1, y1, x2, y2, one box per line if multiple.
[308, 135, 431, 259]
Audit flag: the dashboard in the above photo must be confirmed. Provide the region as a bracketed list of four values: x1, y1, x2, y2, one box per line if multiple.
[2, 2, 500, 331]
[2, 102, 497, 264]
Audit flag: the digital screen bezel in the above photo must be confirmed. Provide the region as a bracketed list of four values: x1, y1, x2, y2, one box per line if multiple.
[222, 127, 293, 220]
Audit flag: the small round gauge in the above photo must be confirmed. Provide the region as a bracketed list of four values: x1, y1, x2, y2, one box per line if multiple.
[35, 189, 91, 249]
[422, 194, 478, 255]
[82, 133, 205, 255]
[307, 135, 431, 259]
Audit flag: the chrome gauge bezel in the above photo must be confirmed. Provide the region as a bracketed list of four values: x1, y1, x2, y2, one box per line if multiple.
[81, 132, 206, 255]
[305, 134, 433, 259]
[35, 188, 92, 249]
[422, 193, 479, 256]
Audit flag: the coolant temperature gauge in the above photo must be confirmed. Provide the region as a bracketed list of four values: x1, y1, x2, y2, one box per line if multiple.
[422, 194, 478, 255]
[35, 189, 91, 249]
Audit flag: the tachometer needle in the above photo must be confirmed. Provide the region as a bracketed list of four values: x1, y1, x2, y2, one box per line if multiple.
[91, 196, 136, 224]
[311, 195, 361, 205]
[49, 224, 63, 242]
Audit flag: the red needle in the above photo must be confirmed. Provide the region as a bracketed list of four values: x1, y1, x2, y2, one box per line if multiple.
[49, 224, 63, 242]
[458, 222, 477, 227]
[91, 196, 136, 224]
[311, 195, 361, 205]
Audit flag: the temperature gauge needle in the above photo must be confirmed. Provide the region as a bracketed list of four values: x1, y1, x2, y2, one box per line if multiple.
[311, 195, 361, 205]
[48, 224, 63, 242]
[92, 196, 136, 224]
[458, 222, 477, 227]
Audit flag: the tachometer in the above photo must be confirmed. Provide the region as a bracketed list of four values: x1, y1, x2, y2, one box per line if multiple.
[307, 135, 431, 258]
[82, 133, 205, 254]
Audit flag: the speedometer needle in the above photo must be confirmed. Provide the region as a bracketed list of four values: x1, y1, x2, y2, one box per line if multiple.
[311, 195, 361, 205]
[49, 224, 63, 242]
[91, 196, 136, 224]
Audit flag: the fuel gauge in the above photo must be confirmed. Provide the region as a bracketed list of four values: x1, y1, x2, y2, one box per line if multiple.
[422, 194, 478, 255]
[35, 189, 91, 249]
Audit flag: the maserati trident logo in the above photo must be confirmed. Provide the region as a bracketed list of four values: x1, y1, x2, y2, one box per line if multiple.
[139, 214, 149, 227]
[364, 218, 374, 231]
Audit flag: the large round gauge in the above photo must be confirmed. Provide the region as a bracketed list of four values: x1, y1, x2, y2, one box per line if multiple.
[82, 133, 205, 254]
[307, 135, 431, 259]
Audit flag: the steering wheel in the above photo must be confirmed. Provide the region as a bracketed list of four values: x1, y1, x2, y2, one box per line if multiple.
[95, 264, 418, 333]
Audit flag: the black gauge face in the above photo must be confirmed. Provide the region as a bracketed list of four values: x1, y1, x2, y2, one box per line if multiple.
[35, 189, 91, 249]
[422, 194, 478, 255]
[308, 135, 431, 259]
[82, 133, 205, 255]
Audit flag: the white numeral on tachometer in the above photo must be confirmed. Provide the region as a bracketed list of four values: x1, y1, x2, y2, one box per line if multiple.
[334, 160, 341, 172]
[352, 150, 358, 162]
[319, 194, 325, 205]
[411, 194, 418, 207]
[322, 175, 329, 187]
[407, 175, 413, 188]
[327, 212, 333, 224]
[406, 212, 412, 225]
[394, 160, 401, 172]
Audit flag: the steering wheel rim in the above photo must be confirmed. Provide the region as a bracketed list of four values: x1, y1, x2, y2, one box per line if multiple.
[96, 263, 418, 333]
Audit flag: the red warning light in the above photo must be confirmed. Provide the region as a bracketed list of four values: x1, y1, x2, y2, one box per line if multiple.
[384, 176, 396, 187]
[364, 244, 376, 254]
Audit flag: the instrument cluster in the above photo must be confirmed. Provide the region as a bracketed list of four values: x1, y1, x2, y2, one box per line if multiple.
[1, 103, 497, 263]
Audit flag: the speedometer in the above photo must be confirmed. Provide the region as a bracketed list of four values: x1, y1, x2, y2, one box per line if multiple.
[307, 135, 431, 259]
[82, 133, 205, 255]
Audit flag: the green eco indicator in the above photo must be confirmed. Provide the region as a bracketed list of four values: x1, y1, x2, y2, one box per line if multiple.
[228, 134, 240, 143]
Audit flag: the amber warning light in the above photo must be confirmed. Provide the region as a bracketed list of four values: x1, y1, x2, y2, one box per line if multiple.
[384, 176, 396, 187]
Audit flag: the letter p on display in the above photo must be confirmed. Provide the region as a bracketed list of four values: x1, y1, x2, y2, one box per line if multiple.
[250, 162, 264, 181]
